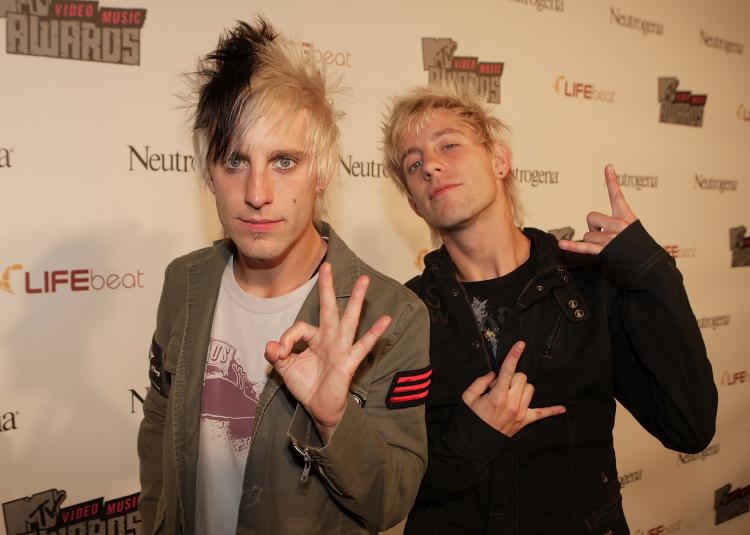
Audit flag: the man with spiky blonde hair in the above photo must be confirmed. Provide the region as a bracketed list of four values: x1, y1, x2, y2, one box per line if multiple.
[138, 18, 429, 535]
[382, 85, 716, 534]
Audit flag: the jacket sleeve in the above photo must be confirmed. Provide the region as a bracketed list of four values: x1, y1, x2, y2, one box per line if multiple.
[601, 220, 718, 453]
[287, 300, 430, 532]
[137, 264, 172, 534]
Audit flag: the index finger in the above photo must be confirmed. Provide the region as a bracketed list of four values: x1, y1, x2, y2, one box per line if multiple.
[496, 341, 525, 391]
[604, 164, 635, 221]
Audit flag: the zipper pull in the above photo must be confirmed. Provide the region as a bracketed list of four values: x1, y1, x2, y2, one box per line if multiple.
[294, 443, 312, 484]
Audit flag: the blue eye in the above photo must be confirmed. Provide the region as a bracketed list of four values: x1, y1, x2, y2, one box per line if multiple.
[276, 157, 294, 169]
[225, 153, 246, 170]
[443, 143, 457, 151]
[407, 160, 423, 174]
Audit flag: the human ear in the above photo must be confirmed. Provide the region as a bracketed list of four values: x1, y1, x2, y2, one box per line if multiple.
[492, 142, 511, 179]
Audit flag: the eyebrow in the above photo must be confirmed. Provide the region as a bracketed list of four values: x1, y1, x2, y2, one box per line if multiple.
[400, 128, 466, 166]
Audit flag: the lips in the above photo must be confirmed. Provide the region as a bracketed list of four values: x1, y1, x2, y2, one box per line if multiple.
[237, 218, 283, 232]
[429, 183, 460, 200]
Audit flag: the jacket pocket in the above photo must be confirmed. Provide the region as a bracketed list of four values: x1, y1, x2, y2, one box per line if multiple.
[538, 310, 565, 360]
[576, 456, 629, 535]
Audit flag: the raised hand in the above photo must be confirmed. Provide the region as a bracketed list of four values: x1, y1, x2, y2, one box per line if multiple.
[462, 341, 566, 436]
[557, 164, 637, 255]
[264, 262, 392, 443]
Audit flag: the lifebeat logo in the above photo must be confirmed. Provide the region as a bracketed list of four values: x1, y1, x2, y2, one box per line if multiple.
[697, 314, 731, 330]
[720, 369, 748, 387]
[1, 410, 18, 432]
[700, 30, 744, 55]
[618, 172, 658, 191]
[340, 154, 389, 178]
[618, 469, 643, 488]
[2, 0, 147, 65]
[662, 244, 696, 259]
[421, 38, 503, 104]
[554, 75, 615, 103]
[1, 264, 144, 295]
[729, 226, 750, 267]
[738, 104, 750, 122]
[715, 482, 750, 525]
[658, 77, 707, 127]
[514, 167, 559, 187]
[508, 0, 564, 13]
[2, 489, 140, 535]
[634, 521, 681, 535]
[299, 41, 352, 68]
[0, 147, 12, 168]
[677, 442, 719, 465]
[128, 145, 195, 173]
[695, 173, 738, 193]
[610, 7, 663, 37]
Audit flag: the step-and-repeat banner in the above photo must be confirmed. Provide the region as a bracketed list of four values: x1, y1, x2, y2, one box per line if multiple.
[1, 0, 748, 533]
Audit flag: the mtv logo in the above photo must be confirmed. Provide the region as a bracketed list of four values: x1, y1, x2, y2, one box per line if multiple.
[3, 489, 67, 535]
[422, 38, 458, 70]
[0, 0, 17, 17]
[548, 226, 576, 241]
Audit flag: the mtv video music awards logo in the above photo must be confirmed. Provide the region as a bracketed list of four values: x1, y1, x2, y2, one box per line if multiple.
[0, 410, 18, 432]
[0, 147, 12, 168]
[554, 75, 615, 103]
[128, 145, 195, 173]
[678, 442, 719, 465]
[610, 7, 663, 36]
[729, 226, 750, 267]
[700, 29, 744, 55]
[421, 38, 503, 104]
[508, 0, 564, 13]
[720, 369, 748, 387]
[658, 77, 707, 127]
[1, 263, 144, 295]
[514, 167, 559, 187]
[715, 482, 750, 525]
[2, 0, 146, 65]
[2, 489, 140, 535]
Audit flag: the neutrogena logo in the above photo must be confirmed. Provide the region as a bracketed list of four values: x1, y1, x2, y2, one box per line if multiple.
[128, 145, 195, 173]
[618, 469, 643, 488]
[694, 173, 738, 193]
[507, 0, 564, 13]
[700, 29, 744, 55]
[2, 489, 140, 535]
[618, 172, 658, 190]
[696, 314, 730, 330]
[729, 226, 750, 267]
[514, 167, 559, 187]
[554, 75, 615, 103]
[422, 38, 503, 104]
[3, 0, 147, 65]
[0, 147, 12, 168]
[1, 410, 18, 432]
[340, 154, 389, 178]
[658, 77, 707, 127]
[1, 264, 144, 295]
[610, 7, 663, 36]
[677, 443, 719, 465]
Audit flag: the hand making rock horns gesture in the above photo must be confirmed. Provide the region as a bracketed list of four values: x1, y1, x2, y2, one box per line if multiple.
[462, 341, 567, 436]
[264, 262, 392, 443]
[557, 164, 638, 255]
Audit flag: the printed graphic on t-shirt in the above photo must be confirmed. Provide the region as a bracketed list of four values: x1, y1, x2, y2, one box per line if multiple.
[200, 338, 264, 454]
[470, 297, 511, 359]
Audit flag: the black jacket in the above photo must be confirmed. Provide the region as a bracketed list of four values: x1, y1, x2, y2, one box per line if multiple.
[404, 222, 717, 535]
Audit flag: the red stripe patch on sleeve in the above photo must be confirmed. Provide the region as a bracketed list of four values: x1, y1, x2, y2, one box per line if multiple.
[386, 365, 432, 410]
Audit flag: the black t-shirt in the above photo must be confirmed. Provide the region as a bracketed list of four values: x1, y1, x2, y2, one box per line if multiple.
[461, 247, 536, 365]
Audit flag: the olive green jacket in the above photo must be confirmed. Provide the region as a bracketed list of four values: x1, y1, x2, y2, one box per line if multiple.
[137, 224, 429, 534]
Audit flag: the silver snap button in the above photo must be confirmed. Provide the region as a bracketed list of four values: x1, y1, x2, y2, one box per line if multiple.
[535, 284, 544, 292]
[450, 288, 459, 297]
[574, 309, 585, 319]
[568, 299, 578, 309]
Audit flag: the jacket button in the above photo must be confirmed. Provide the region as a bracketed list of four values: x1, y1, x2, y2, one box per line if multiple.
[555, 265, 564, 272]
[574, 309, 585, 319]
[471, 341, 480, 350]
[450, 288, 459, 297]
[568, 299, 578, 309]
[561, 274, 569, 283]
[535, 284, 544, 292]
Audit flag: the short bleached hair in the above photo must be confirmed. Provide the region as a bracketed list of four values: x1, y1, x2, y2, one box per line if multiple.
[192, 17, 340, 218]
[382, 85, 523, 227]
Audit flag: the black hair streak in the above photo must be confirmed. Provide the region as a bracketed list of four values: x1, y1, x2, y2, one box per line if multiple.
[194, 17, 277, 165]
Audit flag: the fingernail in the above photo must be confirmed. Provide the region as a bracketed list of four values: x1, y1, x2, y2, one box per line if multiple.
[605, 164, 614, 175]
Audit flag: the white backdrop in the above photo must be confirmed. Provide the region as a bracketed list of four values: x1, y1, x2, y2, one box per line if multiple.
[1, 0, 748, 534]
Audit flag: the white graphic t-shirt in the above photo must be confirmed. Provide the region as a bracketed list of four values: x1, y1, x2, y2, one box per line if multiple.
[195, 257, 317, 535]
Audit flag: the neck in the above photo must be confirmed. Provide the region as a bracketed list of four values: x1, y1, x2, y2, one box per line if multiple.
[233, 224, 326, 298]
[441, 208, 529, 282]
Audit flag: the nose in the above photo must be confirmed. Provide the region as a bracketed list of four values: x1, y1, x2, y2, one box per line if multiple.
[244, 168, 273, 209]
[422, 150, 443, 180]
